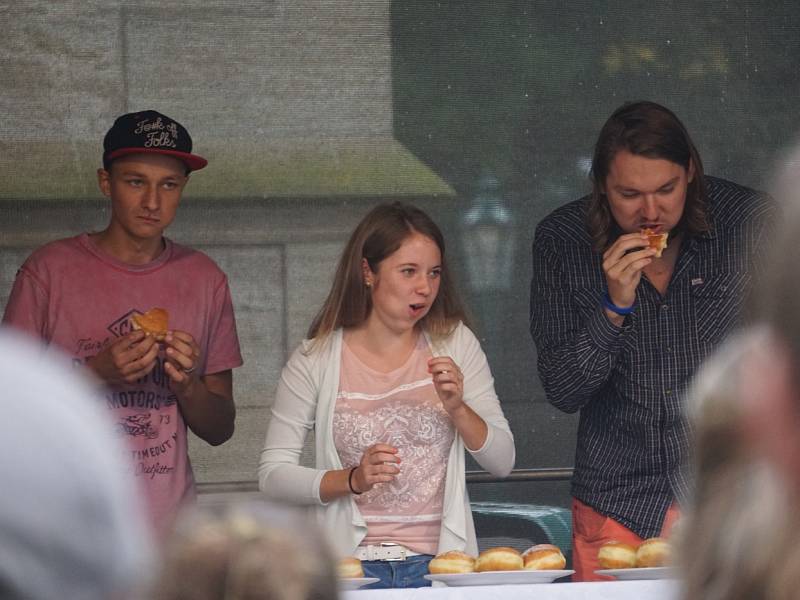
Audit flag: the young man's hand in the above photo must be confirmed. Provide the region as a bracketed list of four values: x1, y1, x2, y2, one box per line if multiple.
[87, 330, 159, 385]
[163, 330, 201, 393]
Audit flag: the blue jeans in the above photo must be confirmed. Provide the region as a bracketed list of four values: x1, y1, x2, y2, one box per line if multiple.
[362, 554, 434, 588]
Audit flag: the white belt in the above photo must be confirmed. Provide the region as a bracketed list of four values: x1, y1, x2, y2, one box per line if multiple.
[355, 543, 422, 561]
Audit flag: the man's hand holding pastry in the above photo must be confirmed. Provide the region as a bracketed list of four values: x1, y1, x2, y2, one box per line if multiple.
[602, 232, 656, 321]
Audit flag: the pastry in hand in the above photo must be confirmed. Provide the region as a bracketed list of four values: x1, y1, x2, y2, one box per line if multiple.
[641, 228, 668, 258]
[131, 307, 169, 341]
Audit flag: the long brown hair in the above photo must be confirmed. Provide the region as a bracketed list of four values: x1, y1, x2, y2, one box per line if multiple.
[308, 202, 469, 341]
[588, 101, 710, 251]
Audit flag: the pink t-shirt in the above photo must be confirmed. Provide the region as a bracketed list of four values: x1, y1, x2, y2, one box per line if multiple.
[2, 234, 243, 533]
[333, 335, 454, 555]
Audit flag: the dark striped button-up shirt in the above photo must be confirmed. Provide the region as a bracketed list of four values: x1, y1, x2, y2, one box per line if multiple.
[529, 176, 774, 538]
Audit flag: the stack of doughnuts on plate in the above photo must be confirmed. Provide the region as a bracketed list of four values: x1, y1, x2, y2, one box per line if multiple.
[597, 537, 671, 569]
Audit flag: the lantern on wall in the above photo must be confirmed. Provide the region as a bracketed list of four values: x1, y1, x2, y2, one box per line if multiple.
[461, 172, 515, 292]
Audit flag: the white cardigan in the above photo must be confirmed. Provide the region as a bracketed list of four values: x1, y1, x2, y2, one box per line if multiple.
[258, 322, 515, 557]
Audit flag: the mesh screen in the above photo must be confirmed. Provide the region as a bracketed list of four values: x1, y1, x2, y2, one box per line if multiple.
[3, 0, 800, 547]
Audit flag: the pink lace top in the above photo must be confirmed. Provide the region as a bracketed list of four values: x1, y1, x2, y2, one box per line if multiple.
[333, 335, 455, 555]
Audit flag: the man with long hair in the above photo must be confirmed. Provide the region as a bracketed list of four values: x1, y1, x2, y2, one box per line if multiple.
[530, 101, 773, 580]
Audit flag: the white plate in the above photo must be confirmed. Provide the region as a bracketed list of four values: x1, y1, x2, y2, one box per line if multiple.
[595, 567, 676, 580]
[338, 577, 380, 590]
[425, 569, 574, 586]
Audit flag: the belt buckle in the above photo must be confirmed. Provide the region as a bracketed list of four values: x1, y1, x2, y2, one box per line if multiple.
[380, 542, 406, 562]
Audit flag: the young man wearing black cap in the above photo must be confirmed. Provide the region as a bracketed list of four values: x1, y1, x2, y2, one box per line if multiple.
[2, 110, 243, 533]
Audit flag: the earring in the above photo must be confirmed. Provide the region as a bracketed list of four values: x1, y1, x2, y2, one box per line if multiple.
[365, 281, 372, 288]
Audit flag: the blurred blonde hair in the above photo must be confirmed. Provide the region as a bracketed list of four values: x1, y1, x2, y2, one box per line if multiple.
[678, 328, 800, 600]
[152, 501, 338, 600]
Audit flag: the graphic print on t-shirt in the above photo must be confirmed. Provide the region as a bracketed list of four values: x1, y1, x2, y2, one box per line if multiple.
[107, 308, 144, 338]
[116, 413, 159, 439]
[97, 309, 181, 483]
[334, 337, 454, 554]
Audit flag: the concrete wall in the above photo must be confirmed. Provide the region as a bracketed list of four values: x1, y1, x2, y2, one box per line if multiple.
[1, 1, 578, 497]
[1, 0, 454, 490]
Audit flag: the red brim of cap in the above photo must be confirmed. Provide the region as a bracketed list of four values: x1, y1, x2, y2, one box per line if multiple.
[106, 147, 208, 171]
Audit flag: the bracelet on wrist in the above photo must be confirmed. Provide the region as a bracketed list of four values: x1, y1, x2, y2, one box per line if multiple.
[602, 292, 636, 316]
[348, 466, 363, 495]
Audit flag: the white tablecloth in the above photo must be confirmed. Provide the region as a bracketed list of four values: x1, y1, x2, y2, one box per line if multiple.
[343, 579, 678, 600]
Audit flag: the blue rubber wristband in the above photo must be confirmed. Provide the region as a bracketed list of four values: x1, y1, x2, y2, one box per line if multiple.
[603, 293, 636, 315]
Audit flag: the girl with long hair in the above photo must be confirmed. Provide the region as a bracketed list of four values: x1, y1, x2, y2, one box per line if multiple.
[258, 202, 514, 588]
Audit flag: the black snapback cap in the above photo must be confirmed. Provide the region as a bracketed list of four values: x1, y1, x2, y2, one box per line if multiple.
[102, 110, 208, 171]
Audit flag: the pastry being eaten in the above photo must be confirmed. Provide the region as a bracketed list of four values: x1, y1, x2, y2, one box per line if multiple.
[642, 228, 668, 258]
[131, 307, 169, 341]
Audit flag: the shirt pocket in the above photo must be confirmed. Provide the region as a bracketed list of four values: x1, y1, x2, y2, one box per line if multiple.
[691, 270, 750, 347]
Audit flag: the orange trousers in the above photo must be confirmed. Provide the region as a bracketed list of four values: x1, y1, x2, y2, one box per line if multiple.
[571, 497, 680, 582]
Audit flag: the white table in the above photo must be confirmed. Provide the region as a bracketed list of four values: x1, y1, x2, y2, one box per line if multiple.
[343, 579, 678, 600]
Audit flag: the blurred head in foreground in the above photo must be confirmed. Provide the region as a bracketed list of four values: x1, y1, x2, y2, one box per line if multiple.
[0, 328, 152, 599]
[679, 328, 796, 600]
[740, 180, 800, 499]
[152, 501, 338, 600]
[679, 157, 800, 600]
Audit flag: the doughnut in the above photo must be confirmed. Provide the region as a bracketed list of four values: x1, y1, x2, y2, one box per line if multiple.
[474, 546, 523, 572]
[635, 537, 671, 567]
[597, 540, 637, 569]
[642, 228, 668, 258]
[337, 556, 364, 578]
[131, 307, 169, 341]
[522, 544, 566, 570]
[428, 550, 476, 574]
